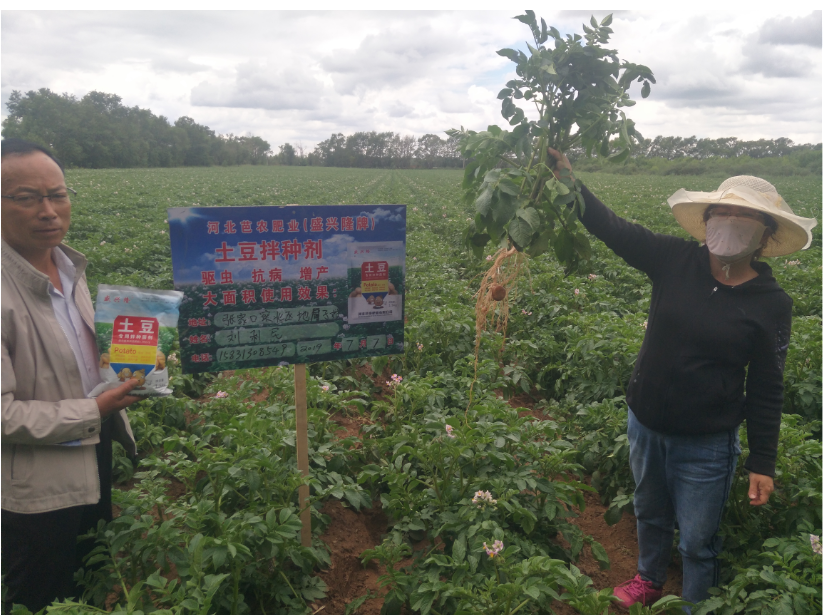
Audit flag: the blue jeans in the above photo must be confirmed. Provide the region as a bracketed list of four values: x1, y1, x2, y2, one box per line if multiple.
[627, 409, 740, 606]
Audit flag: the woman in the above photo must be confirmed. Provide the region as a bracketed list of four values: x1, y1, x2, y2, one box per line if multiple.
[547, 149, 817, 609]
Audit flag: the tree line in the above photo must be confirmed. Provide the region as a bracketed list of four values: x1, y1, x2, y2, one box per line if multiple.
[279, 132, 463, 169]
[569, 136, 821, 177]
[2, 89, 272, 168]
[566, 135, 821, 162]
[3, 88, 819, 172]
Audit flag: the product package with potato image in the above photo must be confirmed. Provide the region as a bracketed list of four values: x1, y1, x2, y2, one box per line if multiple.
[89, 284, 183, 397]
[347, 242, 404, 325]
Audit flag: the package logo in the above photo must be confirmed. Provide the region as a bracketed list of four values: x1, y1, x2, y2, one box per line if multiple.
[361, 261, 389, 307]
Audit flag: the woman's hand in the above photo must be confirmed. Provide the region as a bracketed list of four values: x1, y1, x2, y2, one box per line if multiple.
[547, 147, 575, 181]
[748, 472, 774, 506]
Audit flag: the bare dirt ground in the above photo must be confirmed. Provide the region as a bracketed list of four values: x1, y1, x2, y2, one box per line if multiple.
[116, 373, 682, 615]
[309, 392, 684, 615]
[311, 498, 390, 615]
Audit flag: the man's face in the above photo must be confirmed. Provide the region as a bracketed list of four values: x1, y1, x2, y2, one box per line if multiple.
[1, 152, 71, 257]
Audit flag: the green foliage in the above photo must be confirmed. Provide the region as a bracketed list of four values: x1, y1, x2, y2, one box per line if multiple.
[312, 131, 463, 169]
[693, 527, 822, 615]
[448, 11, 654, 270]
[3, 164, 819, 614]
[2, 89, 272, 168]
[723, 415, 822, 562]
[572, 149, 822, 177]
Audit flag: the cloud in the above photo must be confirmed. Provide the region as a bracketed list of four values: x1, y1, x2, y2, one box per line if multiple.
[758, 11, 822, 47]
[371, 207, 405, 223]
[320, 23, 461, 96]
[151, 56, 210, 75]
[1, 11, 819, 146]
[739, 14, 821, 79]
[437, 90, 474, 114]
[386, 101, 415, 117]
[191, 60, 325, 111]
[739, 38, 815, 78]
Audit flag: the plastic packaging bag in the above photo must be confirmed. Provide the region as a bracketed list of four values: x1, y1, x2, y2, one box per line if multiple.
[89, 284, 183, 397]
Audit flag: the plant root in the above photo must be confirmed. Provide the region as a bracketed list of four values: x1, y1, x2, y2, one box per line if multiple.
[466, 246, 527, 419]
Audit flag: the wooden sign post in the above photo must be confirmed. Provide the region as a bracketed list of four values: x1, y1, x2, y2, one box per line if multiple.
[294, 363, 312, 547]
[167, 204, 407, 549]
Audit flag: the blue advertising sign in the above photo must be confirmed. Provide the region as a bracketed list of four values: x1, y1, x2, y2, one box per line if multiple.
[167, 205, 406, 374]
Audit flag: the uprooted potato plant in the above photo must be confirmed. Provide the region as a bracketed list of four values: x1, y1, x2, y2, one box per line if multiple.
[448, 11, 655, 363]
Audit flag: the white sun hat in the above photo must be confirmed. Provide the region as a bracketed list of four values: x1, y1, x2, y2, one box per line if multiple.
[667, 175, 818, 257]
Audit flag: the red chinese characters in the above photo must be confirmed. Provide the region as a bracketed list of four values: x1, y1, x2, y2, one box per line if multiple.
[238, 242, 258, 261]
[241, 289, 256, 304]
[215, 242, 235, 262]
[201, 271, 216, 285]
[113, 316, 158, 345]
[303, 239, 322, 259]
[260, 240, 280, 260]
[281, 239, 302, 261]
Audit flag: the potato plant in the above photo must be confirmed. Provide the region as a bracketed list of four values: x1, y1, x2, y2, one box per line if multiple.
[4, 165, 818, 615]
[448, 11, 654, 269]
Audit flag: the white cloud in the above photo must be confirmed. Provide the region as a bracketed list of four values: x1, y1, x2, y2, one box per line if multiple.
[1, 10, 820, 148]
[758, 11, 822, 47]
[191, 61, 326, 111]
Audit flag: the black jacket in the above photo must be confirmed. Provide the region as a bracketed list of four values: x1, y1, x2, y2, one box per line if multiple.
[580, 186, 791, 477]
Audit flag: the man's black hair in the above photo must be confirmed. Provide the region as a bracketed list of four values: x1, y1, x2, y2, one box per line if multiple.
[1, 138, 65, 173]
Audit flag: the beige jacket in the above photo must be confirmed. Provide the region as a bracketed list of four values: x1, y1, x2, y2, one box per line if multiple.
[1, 240, 135, 513]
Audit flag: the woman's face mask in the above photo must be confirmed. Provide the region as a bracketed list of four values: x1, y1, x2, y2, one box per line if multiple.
[705, 214, 767, 265]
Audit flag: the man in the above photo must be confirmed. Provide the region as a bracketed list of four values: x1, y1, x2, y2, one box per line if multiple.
[1, 139, 142, 610]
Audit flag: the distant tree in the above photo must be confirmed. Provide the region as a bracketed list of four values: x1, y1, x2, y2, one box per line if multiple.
[390, 134, 416, 168]
[279, 143, 296, 166]
[2, 88, 273, 169]
[314, 133, 347, 166]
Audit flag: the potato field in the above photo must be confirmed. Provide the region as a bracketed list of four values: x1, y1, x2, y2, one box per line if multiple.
[14, 166, 821, 615]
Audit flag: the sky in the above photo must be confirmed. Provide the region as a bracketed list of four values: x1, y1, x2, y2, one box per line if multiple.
[1, 9, 822, 153]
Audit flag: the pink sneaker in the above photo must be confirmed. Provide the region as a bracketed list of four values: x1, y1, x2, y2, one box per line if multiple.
[613, 574, 663, 609]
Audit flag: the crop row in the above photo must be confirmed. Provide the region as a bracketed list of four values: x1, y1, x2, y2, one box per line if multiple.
[10, 166, 820, 615]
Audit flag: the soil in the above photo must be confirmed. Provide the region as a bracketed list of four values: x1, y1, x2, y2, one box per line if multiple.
[310, 391, 684, 615]
[311, 499, 390, 615]
[117, 369, 683, 615]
